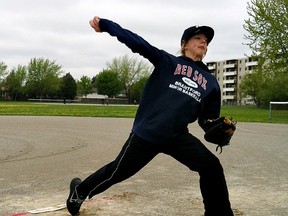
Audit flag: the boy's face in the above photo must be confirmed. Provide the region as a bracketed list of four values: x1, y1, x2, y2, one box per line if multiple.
[184, 33, 208, 60]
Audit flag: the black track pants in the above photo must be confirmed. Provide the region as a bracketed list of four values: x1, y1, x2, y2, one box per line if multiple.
[76, 132, 234, 216]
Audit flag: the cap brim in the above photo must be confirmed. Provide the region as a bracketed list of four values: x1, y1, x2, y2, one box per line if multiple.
[181, 25, 214, 45]
[197, 26, 214, 44]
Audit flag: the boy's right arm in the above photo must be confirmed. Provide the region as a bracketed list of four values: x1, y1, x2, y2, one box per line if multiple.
[89, 16, 161, 65]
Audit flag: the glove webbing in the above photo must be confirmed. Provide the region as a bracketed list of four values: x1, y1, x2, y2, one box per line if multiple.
[216, 145, 223, 154]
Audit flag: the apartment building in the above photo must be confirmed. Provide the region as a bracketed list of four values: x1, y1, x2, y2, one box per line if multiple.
[206, 57, 258, 105]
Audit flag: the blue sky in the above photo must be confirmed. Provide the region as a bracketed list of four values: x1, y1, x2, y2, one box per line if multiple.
[0, 0, 252, 79]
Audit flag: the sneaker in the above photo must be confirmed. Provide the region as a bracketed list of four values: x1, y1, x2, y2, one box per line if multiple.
[66, 178, 84, 215]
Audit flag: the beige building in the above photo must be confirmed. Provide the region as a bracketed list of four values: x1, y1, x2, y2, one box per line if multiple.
[206, 57, 258, 105]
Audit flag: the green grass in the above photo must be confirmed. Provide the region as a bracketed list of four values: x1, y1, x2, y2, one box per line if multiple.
[220, 106, 288, 124]
[0, 102, 287, 124]
[0, 102, 138, 118]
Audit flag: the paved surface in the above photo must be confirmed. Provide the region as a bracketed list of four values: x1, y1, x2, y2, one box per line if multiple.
[0, 116, 288, 216]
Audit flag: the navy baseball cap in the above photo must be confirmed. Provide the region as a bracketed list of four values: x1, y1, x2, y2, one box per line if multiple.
[181, 25, 214, 45]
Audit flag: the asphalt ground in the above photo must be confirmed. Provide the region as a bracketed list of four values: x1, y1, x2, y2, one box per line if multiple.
[0, 116, 287, 216]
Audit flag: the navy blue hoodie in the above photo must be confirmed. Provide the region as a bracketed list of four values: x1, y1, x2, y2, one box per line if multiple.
[99, 19, 221, 143]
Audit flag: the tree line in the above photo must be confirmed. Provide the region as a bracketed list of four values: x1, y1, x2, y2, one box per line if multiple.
[1, 0, 287, 107]
[240, 0, 288, 107]
[0, 55, 152, 103]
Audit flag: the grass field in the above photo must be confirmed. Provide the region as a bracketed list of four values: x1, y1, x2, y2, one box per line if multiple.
[0, 101, 287, 124]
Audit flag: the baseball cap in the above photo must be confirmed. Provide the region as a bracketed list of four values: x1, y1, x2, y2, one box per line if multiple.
[181, 25, 214, 45]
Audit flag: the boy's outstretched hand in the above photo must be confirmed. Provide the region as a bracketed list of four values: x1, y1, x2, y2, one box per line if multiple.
[89, 16, 101, 32]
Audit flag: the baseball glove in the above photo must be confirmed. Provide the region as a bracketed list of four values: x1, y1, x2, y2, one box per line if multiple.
[202, 117, 236, 153]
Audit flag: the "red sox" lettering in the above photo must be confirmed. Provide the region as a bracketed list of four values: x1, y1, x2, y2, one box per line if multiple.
[174, 64, 207, 90]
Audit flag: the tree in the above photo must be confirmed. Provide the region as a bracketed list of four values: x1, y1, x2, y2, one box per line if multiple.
[60, 73, 77, 103]
[4, 65, 27, 101]
[130, 75, 150, 103]
[107, 55, 151, 103]
[25, 58, 63, 98]
[0, 61, 8, 98]
[77, 75, 93, 97]
[242, 0, 288, 106]
[94, 69, 122, 97]
[244, 0, 288, 66]
[0, 61, 8, 82]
